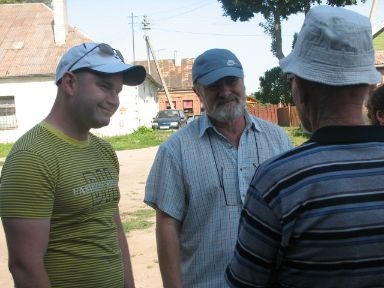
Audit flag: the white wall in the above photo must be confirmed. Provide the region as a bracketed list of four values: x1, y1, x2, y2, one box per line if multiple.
[0, 78, 56, 143]
[0, 77, 159, 143]
[91, 78, 159, 137]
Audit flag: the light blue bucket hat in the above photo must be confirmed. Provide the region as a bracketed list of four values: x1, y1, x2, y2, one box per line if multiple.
[280, 5, 381, 86]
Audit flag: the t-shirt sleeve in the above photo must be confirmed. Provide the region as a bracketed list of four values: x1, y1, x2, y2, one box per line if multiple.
[0, 150, 55, 218]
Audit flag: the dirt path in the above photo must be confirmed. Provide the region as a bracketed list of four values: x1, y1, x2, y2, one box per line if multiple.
[0, 146, 162, 288]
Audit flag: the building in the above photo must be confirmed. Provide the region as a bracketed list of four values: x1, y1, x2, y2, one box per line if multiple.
[0, 0, 160, 143]
[373, 22, 384, 82]
[136, 58, 203, 117]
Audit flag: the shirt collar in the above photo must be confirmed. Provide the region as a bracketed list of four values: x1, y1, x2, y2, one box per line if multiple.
[308, 125, 384, 144]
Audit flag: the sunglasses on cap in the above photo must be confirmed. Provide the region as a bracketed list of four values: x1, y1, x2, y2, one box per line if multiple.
[66, 43, 125, 72]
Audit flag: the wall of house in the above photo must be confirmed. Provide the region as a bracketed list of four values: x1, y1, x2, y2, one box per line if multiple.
[374, 28, 384, 51]
[0, 77, 158, 143]
[92, 80, 159, 137]
[0, 78, 57, 143]
[158, 90, 202, 116]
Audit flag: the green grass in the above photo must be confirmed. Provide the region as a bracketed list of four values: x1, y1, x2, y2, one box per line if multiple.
[0, 143, 13, 159]
[284, 126, 310, 147]
[121, 209, 155, 233]
[0, 126, 174, 158]
[103, 126, 174, 151]
[0, 125, 309, 159]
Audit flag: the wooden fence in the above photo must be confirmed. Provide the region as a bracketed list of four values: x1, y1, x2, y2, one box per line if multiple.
[246, 103, 300, 127]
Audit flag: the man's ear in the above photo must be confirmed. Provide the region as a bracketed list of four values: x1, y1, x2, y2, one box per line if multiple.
[294, 76, 310, 105]
[376, 110, 384, 126]
[192, 86, 202, 99]
[60, 72, 77, 94]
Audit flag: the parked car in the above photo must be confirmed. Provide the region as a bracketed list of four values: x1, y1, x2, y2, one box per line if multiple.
[186, 114, 201, 124]
[151, 109, 187, 130]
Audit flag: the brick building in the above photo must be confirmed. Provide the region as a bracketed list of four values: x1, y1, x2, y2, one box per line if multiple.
[136, 58, 203, 117]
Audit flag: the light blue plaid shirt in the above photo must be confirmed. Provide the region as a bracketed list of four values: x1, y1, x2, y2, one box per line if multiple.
[144, 112, 292, 287]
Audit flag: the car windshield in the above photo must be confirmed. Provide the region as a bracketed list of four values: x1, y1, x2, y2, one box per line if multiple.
[158, 110, 179, 118]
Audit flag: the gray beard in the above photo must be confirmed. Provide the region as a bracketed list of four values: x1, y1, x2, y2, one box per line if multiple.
[208, 99, 246, 122]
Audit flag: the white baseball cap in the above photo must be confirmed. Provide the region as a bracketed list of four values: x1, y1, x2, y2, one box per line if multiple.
[55, 42, 146, 86]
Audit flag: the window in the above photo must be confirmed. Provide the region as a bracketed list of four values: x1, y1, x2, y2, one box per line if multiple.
[165, 101, 176, 109]
[0, 96, 17, 129]
[183, 100, 193, 115]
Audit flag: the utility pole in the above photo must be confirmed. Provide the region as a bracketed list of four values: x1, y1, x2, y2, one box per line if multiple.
[142, 15, 175, 109]
[142, 16, 152, 75]
[130, 13, 138, 64]
[369, 0, 379, 23]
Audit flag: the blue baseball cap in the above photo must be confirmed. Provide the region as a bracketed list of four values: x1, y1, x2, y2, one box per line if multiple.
[192, 48, 244, 85]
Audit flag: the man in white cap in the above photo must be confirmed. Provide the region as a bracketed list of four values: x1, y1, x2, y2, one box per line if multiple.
[226, 5, 384, 288]
[145, 48, 292, 287]
[0, 42, 146, 288]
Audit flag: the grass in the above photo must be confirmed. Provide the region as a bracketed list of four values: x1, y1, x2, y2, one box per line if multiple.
[103, 126, 174, 151]
[0, 125, 309, 159]
[121, 209, 155, 233]
[283, 126, 311, 147]
[0, 143, 13, 159]
[0, 126, 174, 158]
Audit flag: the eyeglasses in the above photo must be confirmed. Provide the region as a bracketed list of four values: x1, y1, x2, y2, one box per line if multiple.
[66, 43, 125, 72]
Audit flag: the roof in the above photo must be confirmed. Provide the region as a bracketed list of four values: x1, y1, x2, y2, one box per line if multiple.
[136, 58, 194, 90]
[373, 22, 384, 38]
[0, 3, 91, 79]
[376, 51, 384, 67]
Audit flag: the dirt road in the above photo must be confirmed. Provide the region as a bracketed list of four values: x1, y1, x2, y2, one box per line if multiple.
[0, 146, 162, 288]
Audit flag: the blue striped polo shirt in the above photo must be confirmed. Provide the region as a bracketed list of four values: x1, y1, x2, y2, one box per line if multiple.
[226, 125, 384, 288]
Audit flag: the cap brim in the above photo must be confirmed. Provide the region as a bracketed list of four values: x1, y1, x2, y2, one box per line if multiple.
[91, 63, 147, 86]
[123, 65, 147, 86]
[197, 67, 244, 86]
[280, 54, 381, 86]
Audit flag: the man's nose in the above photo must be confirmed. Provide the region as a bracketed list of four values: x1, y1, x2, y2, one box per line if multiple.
[217, 81, 233, 96]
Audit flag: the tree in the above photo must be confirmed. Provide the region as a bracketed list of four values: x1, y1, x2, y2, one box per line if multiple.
[253, 66, 292, 105]
[218, 0, 366, 60]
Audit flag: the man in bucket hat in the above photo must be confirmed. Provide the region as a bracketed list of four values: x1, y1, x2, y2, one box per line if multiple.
[226, 5, 384, 288]
[0, 42, 146, 288]
[145, 48, 292, 287]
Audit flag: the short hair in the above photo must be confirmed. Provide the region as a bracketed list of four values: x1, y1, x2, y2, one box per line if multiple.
[366, 84, 384, 125]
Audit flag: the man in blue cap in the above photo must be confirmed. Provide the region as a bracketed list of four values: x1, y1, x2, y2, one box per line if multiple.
[145, 48, 292, 287]
[0, 42, 146, 288]
[226, 5, 384, 288]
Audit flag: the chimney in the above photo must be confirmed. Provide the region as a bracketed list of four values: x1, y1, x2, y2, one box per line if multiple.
[52, 0, 68, 45]
[174, 50, 181, 67]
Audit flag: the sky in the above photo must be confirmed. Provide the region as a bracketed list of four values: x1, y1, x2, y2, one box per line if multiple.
[66, 0, 384, 93]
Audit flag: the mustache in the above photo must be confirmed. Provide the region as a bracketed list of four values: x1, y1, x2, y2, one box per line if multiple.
[214, 94, 238, 106]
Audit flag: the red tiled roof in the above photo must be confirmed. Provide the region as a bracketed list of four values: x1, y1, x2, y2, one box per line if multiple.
[136, 58, 194, 90]
[376, 51, 384, 66]
[0, 3, 92, 78]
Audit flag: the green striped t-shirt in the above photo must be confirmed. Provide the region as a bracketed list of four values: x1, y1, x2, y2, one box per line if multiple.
[0, 122, 124, 288]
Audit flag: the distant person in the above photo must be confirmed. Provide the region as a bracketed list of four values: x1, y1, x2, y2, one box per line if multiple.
[226, 6, 384, 288]
[366, 84, 384, 125]
[145, 48, 293, 287]
[0, 42, 146, 288]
